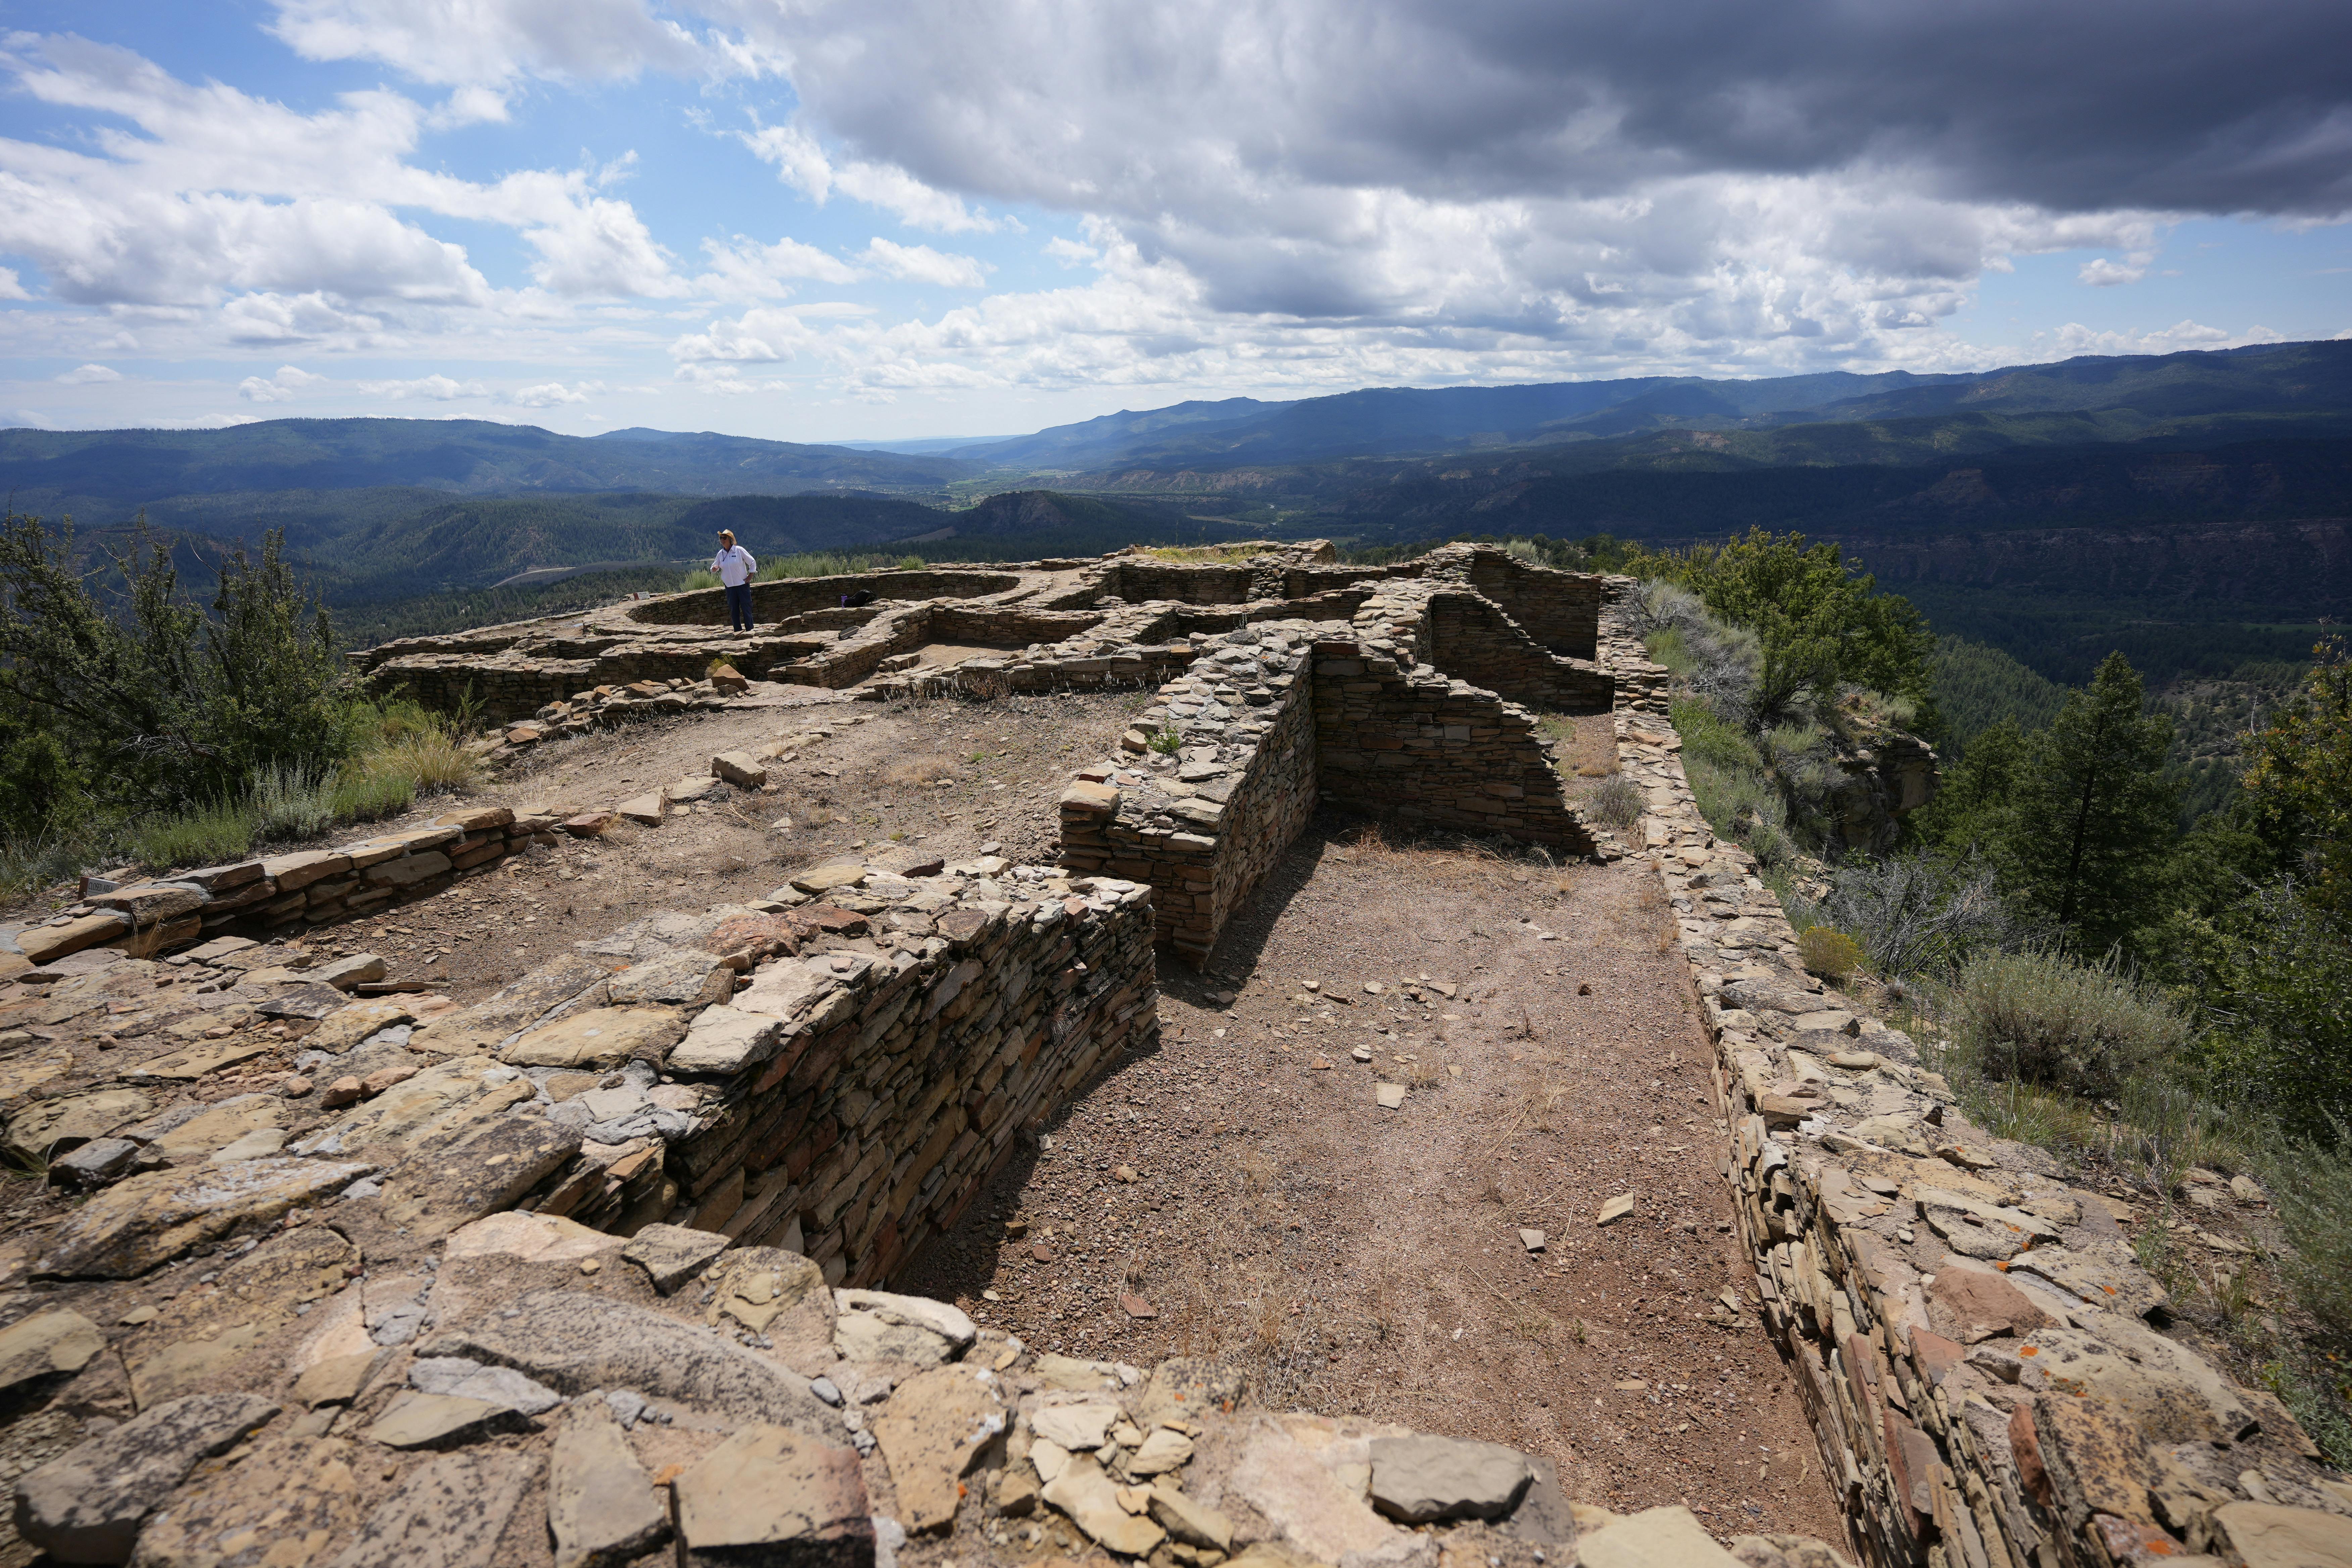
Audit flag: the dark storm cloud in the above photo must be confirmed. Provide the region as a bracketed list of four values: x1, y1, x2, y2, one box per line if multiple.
[710, 0, 2352, 219]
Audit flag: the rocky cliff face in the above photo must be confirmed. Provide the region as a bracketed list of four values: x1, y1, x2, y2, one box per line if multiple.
[1824, 729, 1939, 860]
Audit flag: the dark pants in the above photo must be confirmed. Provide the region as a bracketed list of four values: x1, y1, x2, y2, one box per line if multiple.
[724, 583, 754, 631]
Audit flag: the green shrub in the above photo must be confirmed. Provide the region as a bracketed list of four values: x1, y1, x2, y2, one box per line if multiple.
[0, 514, 355, 817]
[375, 730, 481, 797]
[1147, 727, 1183, 756]
[2201, 882, 2352, 1142]
[1588, 774, 1643, 830]
[1798, 926, 1865, 980]
[677, 569, 720, 592]
[1815, 854, 2020, 979]
[248, 765, 338, 843]
[1671, 698, 1760, 775]
[329, 757, 416, 822]
[1952, 948, 2191, 1099]
[2259, 1125, 2352, 1352]
[131, 801, 255, 869]
[0, 827, 96, 900]
[752, 550, 924, 582]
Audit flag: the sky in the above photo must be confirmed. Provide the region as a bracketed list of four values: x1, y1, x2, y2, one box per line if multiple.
[2, 0, 2349, 443]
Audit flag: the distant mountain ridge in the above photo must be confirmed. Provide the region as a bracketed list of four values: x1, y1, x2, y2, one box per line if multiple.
[954, 340, 2352, 473]
[10, 342, 2351, 518]
[0, 418, 968, 516]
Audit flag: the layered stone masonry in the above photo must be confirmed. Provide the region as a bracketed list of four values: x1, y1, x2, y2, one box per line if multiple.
[1312, 646, 1594, 852]
[1597, 576, 1671, 717]
[1052, 566, 1615, 969]
[1059, 625, 1321, 966]
[0, 806, 560, 969]
[4, 852, 1157, 1292]
[1612, 713, 2352, 1566]
[0, 804, 1871, 1568]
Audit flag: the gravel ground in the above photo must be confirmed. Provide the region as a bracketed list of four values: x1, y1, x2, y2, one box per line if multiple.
[899, 819, 1850, 1540]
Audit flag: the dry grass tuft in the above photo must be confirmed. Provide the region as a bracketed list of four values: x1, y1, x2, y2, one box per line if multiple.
[883, 753, 958, 786]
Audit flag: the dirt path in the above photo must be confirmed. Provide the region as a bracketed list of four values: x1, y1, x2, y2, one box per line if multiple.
[902, 821, 1848, 1540]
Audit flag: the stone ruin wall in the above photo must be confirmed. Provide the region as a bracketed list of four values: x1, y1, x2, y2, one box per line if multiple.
[1310, 646, 1593, 852]
[13, 806, 566, 967]
[1613, 714, 2352, 1567]
[11, 852, 1162, 1297]
[1437, 552, 1607, 659]
[1422, 590, 1615, 712]
[1058, 627, 1323, 967]
[575, 874, 1160, 1289]
[630, 569, 1027, 626]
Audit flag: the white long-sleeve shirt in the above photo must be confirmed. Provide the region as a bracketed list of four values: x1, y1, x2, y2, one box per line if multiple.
[712, 545, 757, 587]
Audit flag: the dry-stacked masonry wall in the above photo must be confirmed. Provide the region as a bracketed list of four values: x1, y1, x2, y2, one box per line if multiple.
[628, 570, 1025, 626]
[626, 875, 1159, 1287]
[1312, 645, 1594, 851]
[1435, 551, 1607, 657]
[1059, 627, 1321, 965]
[1613, 715, 2352, 1567]
[8, 807, 560, 966]
[1424, 589, 1615, 711]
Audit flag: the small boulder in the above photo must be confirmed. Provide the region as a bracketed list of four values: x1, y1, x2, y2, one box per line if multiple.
[0, 1309, 105, 1392]
[50, 1138, 140, 1189]
[713, 752, 768, 789]
[832, 1288, 976, 1366]
[673, 1424, 872, 1567]
[621, 1223, 731, 1295]
[1368, 1434, 1533, 1523]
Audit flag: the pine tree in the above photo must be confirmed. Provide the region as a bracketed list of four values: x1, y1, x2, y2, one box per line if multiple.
[2011, 652, 2180, 952]
[1920, 716, 2028, 860]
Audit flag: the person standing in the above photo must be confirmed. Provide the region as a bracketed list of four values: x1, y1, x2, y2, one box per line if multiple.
[712, 529, 757, 631]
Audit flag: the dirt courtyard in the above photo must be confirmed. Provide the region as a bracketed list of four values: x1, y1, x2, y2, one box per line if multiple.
[900, 821, 1849, 1541]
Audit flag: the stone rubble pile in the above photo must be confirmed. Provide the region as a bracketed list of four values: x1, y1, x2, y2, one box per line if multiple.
[1617, 711, 2352, 1568]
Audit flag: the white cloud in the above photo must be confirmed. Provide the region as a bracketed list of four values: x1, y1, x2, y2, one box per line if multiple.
[268, 0, 704, 88]
[673, 363, 786, 394]
[237, 364, 328, 401]
[2036, 318, 2287, 357]
[670, 306, 819, 364]
[507, 380, 606, 406]
[0, 34, 687, 327]
[55, 363, 121, 384]
[1043, 236, 1099, 268]
[0, 268, 29, 300]
[356, 373, 489, 399]
[863, 238, 990, 288]
[2079, 256, 2149, 286]
[739, 121, 1004, 233]
[220, 292, 395, 346]
[694, 235, 861, 299]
